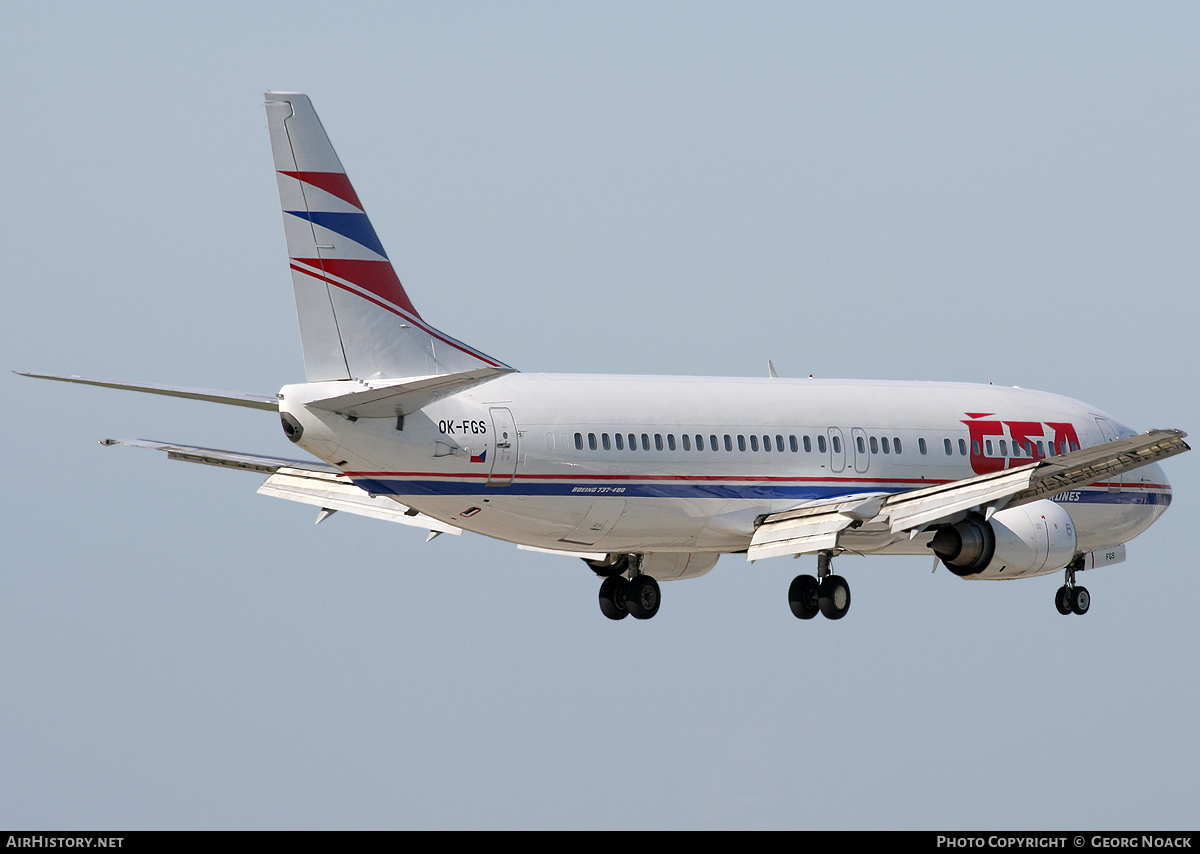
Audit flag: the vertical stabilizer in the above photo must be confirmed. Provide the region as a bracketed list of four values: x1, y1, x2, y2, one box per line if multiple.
[265, 92, 510, 381]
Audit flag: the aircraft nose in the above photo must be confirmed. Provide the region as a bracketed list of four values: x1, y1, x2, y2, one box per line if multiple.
[1135, 461, 1171, 505]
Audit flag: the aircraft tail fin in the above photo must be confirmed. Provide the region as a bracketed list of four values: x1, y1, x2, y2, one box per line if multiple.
[264, 92, 511, 382]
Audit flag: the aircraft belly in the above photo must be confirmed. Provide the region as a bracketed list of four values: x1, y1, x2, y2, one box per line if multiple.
[400, 493, 735, 552]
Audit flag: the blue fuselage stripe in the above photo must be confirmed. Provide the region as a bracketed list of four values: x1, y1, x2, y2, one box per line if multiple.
[350, 477, 1171, 505]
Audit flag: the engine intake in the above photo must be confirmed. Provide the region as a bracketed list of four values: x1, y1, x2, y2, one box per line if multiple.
[929, 499, 1078, 580]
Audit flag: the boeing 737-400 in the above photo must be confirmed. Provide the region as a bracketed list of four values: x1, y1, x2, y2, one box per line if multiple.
[20, 93, 1189, 622]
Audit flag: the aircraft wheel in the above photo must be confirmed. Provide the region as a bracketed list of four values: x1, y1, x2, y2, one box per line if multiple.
[598, 576, 629, 621]
[788, 574, 820, 620]
[818, 575, 851, 620]
[1070, 585, 1090, 615]
[625, 575, 661, 620]
[1055, 585, 1072, 615]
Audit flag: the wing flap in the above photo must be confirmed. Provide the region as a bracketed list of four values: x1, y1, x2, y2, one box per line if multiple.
[258, 467, 461, 533]
[748, 493, 888, 561]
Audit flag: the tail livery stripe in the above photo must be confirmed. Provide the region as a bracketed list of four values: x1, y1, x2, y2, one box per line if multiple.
[284, 211, 390, 260]
[278, 171, 364, 210]
[288, 261, 503, 368]
[291, 258, 420, 319]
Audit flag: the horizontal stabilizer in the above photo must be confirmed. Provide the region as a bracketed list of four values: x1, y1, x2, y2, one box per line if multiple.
[18, 372, 277, 411]
[103, 439, 460, 534]
[304, 366, 513, 418]
[99, 439, 327, 472]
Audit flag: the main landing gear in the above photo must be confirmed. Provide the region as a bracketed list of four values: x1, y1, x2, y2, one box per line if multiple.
[594, 555, 661, 621]
[789, 551, 850, 620]
[1055, 559, 1090, 616]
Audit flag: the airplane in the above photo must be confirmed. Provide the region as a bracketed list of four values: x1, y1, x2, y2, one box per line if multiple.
[20, 92, 1189, 622]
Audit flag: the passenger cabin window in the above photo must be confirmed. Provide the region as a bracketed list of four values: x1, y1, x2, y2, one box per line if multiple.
[738, 435, 747, 452]
[682, 434, 691, 451]
[868, 436, 877, 454]
[803, 436, 811, 453]
[574, 432, 583, 451]
[919, 438, 927, 455]
[588, 433, 597, 451]
[615, 433, 624, 451]
[654, 434, 664, 451]
[602, 433, 611, 450]
[750, 435, 759, 452]
[641, 433, 650, 451]
[724, 435, 733, 452]
[857, 436, 866, 454]
[832, 436, 841, 453]
[943, 438, 952, 455]
[818, 435, 827, 453]
[667, 434, 676, 451]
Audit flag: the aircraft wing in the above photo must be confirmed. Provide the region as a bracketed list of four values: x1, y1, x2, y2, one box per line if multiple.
[101, 439, 461, 535]
[749, 428, 1188, 561]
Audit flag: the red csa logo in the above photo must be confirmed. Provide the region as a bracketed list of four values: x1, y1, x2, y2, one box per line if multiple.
[963, 413, 1080, 475]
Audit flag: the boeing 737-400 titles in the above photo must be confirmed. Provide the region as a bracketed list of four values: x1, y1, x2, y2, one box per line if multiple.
[20, 93, 1189, 622]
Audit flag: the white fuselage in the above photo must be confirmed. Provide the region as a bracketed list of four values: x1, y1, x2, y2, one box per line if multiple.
[280, 374, 1171, 563]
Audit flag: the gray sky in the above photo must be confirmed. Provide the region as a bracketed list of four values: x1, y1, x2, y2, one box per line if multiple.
[4, 1, 1198, 829]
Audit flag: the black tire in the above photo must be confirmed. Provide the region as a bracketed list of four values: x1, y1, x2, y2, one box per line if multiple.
[1055, 585, 1072, 615]
[788, 574, 820, 620]
[1070, 585, 1090, 615]
[625, 575, 661, 620]
[598, 576, 629, 620]
[818, 574, 851, 620]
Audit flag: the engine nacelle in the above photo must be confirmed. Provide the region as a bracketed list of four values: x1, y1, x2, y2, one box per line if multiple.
[929, 499, 1077, 580]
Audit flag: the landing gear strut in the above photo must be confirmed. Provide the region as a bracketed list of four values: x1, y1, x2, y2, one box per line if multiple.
[595, 555, 660, 621]
[1055, 560, 1090, 616]
[789, 551, 851, 621]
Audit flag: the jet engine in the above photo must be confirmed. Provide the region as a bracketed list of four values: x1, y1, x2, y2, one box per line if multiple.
[929, 499, 1077, 580]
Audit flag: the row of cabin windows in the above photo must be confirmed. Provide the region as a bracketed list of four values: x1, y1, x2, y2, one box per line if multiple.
[574, 432, 935, 456]
[571, 431, 1083, 458]
[974, 438, 1079, 458]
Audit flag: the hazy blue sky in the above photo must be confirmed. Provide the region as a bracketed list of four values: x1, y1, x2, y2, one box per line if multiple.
[4, 2, 1198, 829]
